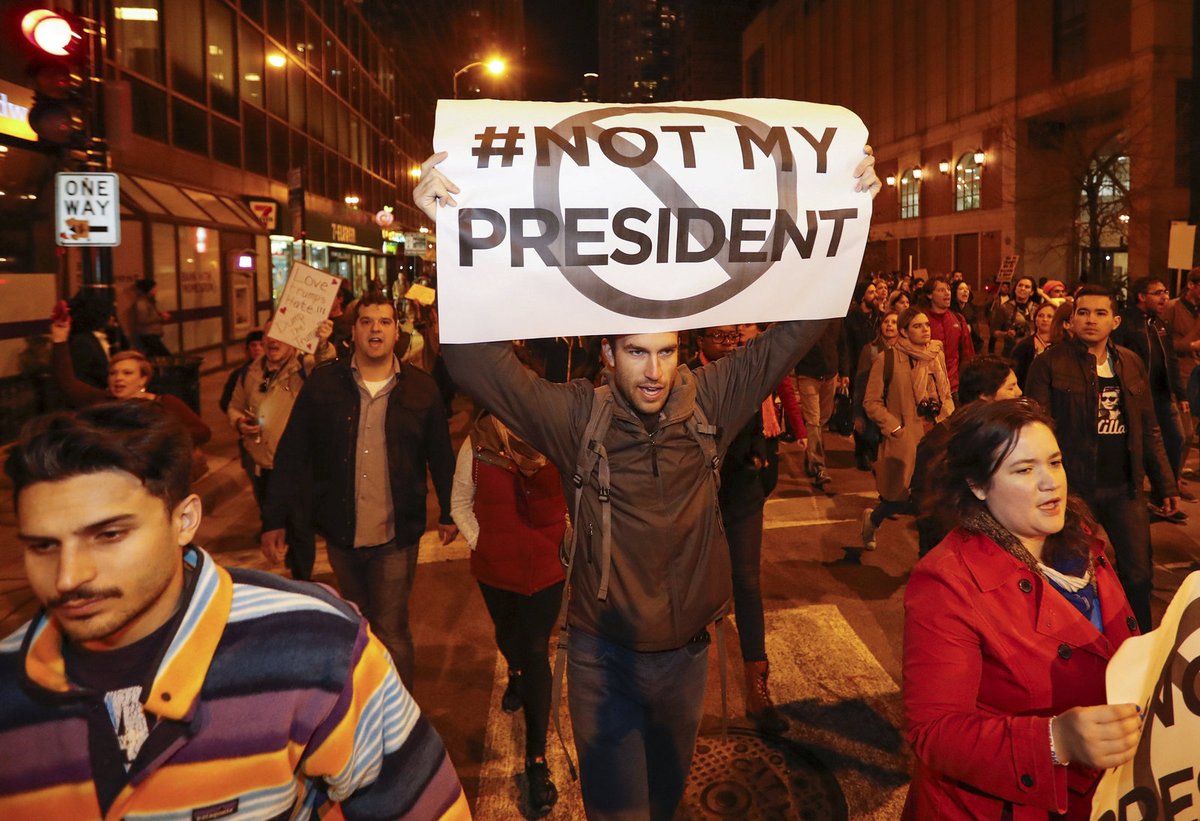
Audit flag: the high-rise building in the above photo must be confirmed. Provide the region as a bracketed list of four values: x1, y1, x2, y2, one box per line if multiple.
[599, 0, 678, 102]
[0, 0, 522, 382]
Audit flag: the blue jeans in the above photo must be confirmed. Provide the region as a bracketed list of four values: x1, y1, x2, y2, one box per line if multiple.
[568, 629, 710, 820]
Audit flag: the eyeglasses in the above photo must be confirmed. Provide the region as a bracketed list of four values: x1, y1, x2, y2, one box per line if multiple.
[704, 331, 740, 343]
[1147, 289, 1169, 296]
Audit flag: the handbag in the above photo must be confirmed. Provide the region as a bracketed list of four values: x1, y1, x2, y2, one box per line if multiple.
[828, 386, 854, 436]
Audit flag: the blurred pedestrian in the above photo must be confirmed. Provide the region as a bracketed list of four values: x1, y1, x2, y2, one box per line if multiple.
[912, 355, 1022, 555]
[131, 278, 171, 357]
[952, 280, 984, 352]
[218, 330, 265, 414]
[1025, 285, 1180, 630]
[1011, 302, 1058, 389]
[451, 406, 566, 817]
[794, 319, 849, 491]
[860, 308, 954, 550]
[1113, 277, 1190, 502]
[49, 314, 210, 448]
[262, 291, 459, 688]
[927, 277, 975, 396]
[227, 317, 333, 580]
[1162, 266, 1200, 478]
[904, 399, 1141, 819]
[991, 275, 1038, 356]
[851, 310, 900, 470]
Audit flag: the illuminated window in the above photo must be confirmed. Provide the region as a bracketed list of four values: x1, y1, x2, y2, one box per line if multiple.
[955, 152, 982, 211]
[900, 169, 920, 219]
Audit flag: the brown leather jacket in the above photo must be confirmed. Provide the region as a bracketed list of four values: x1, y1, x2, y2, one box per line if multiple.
[443, 320, 827, 651]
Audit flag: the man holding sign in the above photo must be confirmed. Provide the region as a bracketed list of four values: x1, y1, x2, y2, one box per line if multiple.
[416, 97, 879, 819]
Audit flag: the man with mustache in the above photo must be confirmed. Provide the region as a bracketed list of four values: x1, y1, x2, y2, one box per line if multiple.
[0, 401, 467, 818]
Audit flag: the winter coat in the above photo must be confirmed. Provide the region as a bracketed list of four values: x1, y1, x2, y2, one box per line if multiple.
[1111, 306, 1184, 402]
[264, 357, 456, 548]
[903, 529, 1139, 820]
[443, 320, 827, 651]
[862, 345, 953, 502]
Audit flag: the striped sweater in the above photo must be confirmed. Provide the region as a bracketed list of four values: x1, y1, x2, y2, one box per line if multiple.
[0, 546, 470, 820]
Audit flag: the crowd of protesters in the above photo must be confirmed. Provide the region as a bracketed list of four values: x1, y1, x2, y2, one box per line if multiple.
[5, 141, 1197, 820]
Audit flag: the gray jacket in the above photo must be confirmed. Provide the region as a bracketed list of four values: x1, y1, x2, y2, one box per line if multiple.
[442, 320, 826, 651]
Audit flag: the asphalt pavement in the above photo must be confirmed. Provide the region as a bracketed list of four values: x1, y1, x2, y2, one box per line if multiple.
[2, 365, 1199, 819]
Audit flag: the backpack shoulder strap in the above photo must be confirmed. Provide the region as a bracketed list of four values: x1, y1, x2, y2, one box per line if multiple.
[685, 398, 721, 490]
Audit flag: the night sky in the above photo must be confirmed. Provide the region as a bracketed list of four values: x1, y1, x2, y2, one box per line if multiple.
[521, 0, 599, 101]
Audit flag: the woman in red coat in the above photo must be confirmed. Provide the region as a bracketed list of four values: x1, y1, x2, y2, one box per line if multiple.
[904, 399, 1142, 819]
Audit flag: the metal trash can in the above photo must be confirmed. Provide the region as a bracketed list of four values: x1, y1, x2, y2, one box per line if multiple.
[149, 355, 203, 414]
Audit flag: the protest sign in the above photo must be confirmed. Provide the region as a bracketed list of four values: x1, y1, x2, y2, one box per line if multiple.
[406, 282, 436, 306]
[1091, 571, 1200, 820]
[267, 262, 340, 353]
[432, 98, 873, 343]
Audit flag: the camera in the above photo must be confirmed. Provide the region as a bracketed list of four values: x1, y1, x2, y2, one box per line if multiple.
[917, 397, 942, 420]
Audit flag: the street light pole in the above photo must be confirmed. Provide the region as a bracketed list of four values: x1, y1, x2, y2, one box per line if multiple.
[452, 58, 506, 99]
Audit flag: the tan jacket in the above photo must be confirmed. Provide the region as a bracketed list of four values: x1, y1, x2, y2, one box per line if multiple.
[1162, 296, 1200, 385]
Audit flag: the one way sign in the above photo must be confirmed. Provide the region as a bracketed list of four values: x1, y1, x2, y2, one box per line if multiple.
[56, 173, 121, 247]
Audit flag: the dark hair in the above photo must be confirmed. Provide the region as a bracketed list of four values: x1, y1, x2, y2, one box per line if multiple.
[851, 279, 874, 304]
[135, 278, 156, 294]
[1050, 301, 1075, 344]
[953, 280, 971, 304]
[1073, 283, 1116, 311]
[6, 401, 193, 510]
[924, 399, 1095, 568]
[958, 356, 1014, 404]
[350, 290, 397, 322]
[1130, 277, 1164, 300]
[245, 330, 264, 346]
[928, 276, 951, 291]
[1187, 266, 1200, 285]
[897, 306, 927, 332]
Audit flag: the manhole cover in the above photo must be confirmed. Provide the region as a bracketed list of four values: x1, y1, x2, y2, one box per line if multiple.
[680, 728, 848, 820]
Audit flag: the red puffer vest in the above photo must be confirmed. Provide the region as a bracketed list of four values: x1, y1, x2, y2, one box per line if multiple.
[470, 451, 567, 596]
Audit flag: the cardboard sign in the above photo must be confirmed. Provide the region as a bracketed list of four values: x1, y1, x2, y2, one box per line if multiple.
[1091, 572, 1200, 820]
[406, 283, 436, 306]
[432, 98, 873, 343]
[1167, 221, 1195, 271]
[996, 255, 1020, 284]
[267, 262, 340, 353]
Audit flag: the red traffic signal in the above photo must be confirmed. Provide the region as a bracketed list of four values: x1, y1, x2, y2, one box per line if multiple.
[21, 9, 84, 59]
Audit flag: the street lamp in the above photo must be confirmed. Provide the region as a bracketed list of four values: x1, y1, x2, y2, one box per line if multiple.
[453, 57, 506, 99]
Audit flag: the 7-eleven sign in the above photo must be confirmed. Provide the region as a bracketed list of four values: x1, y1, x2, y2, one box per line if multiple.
[246, 198, 278, 231]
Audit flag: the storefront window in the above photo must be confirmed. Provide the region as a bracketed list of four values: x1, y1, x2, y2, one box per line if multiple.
[270, 237, 293, 301]
[179, 225, 222, 350]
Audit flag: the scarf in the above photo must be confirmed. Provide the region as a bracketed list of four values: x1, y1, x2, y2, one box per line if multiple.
[893, 338, 951, 410]
[960, 507, 1095, 587]
[469, 413, 547, 477]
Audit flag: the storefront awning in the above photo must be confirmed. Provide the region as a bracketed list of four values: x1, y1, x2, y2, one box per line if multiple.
[117, 174, 268, 233]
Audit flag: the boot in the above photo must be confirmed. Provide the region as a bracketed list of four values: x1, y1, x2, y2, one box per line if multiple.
[525, 756, 558, 817]
[744, 660, 789, 734]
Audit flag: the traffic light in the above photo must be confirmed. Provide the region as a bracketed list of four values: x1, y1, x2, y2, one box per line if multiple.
[21, 8, 88, 146]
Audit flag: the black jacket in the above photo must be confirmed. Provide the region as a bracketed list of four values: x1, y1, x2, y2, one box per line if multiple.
[794, 319, 849, 379]
[1111, 306, 1184, 402]
[263, 357, 456, 547]
[1024, 339, 1177, 502]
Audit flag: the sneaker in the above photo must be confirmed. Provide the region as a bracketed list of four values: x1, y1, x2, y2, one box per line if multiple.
[814, 470, 833, 489]
[526, 758, 558, 816]
[860, 509, 877, 551]
[501, 671, 523, 713]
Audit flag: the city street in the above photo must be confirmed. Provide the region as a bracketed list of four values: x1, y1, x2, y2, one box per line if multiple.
[3, 365, 1200, 819]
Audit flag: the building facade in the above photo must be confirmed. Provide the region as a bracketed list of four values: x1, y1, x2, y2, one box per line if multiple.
[743, 0, 1194, 293]
[0, 0, 522, 382]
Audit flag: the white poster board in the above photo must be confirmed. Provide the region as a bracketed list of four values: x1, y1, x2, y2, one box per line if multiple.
[1091, 572, 1200, 820]
[1167, 222, 1195, 272]
[432, 98, 873, 343]
[267, 262, 340, 353]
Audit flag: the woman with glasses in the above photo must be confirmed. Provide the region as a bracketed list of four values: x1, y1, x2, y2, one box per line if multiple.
[903, 399, 1141, 819]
